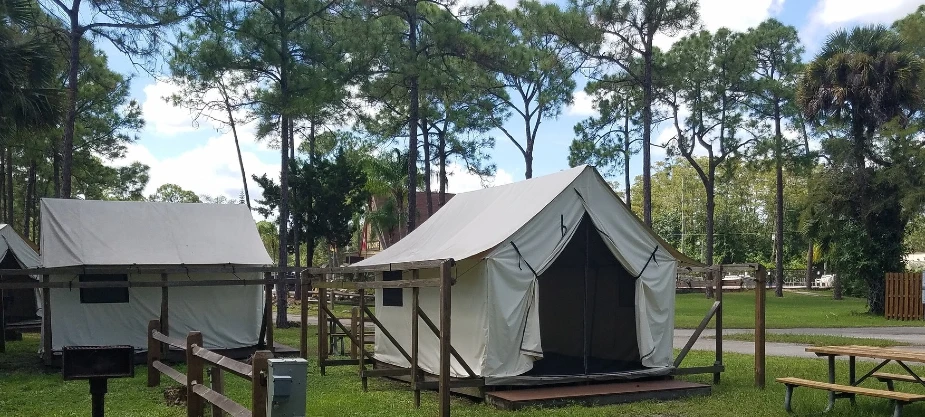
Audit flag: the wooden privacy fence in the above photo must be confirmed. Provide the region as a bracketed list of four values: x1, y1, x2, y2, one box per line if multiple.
[147, 319, 271, 417]
[886, 273, 924, 320]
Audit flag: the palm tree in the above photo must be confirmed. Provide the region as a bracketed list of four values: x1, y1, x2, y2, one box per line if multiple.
[797, 25, 924, 313]
[0, 0, 60, 131]
[364, 149, 408, 248]
[797, 25, 923, 170]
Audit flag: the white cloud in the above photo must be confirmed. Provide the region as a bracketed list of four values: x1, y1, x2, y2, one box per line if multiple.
[653, 0, 782, 50]
[812, 0, 919, 26]
[441, 162, 514, 194]
[141, 81, 200, 136]
[802, 0, 921, 50]
[566, 91, 597, 117]
[118, 133, 279, 202]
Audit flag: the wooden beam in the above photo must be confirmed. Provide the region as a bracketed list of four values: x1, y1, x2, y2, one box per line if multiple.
[311, 278, 442, 290]
[0, 278, 277, 290]
[251, 350, 271, 417]
[0, 265, 309, 276]
[153, 360, 187, 385]
[147, 320, 161, 387]
[264, 272, 273, 353]
[0, 284, 5, 353]
[363, 306, 413, 363]
[755, 264, 767, 389]
[358, 288, 367, 391]
[412, 278, 421, 408]
[187, 331, 205, 417]
[192, 346, 253, 379]
[190, 384, 249, 417]
[151, 330, 185, 350]
[673, 365, 726, 376]
[41, 274, 51, 366]
[417, 306, 477, 378]
[714, 264, 723, 385]
[673, 301, 720, 368]
[439, 260, 453, 417]
[160, 273, 169, 356]
[317, 286, 327, 376]
[300, 271, 309, 359]
[304, 259, 447, 274]
[209, 366, 225, 417]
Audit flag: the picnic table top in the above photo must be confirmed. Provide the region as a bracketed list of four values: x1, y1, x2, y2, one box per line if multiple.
[806, 345, 925, 363]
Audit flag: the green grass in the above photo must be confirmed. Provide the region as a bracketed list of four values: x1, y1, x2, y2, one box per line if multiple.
[4, 328, 925, 416]
[675, 290, 919, 329]
[718, 333, 909, 347]
[285, 299, 367, 318]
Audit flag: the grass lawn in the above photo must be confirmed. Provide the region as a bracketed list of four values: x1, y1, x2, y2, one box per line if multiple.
[3, 327, 925, 416]
[675, 290, 920, 329]
[718, 333, 909, 347]
[285, 298, 367, 318]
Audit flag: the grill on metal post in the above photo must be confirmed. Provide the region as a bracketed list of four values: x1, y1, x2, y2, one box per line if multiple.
[61, 345, 135, 417]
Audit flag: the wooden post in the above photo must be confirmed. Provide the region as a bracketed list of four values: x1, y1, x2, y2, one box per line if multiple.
[317, 286, 327, 376]
[755, 264, 767, 389]
[252, 350, 271, 417]
[263, 272, 274, 353]
[714, 264, 723, 385]
[42, 274, 51, 366]
[0, 286, 5, 353]
[350, 306, 359, 360]
[300, 271, 309, 359]
[438, 260, 453, 417]
[186, 331, 204, 417]
[147, 319, 161, 387]
[358, 288, 367, 390]
[411, 281, 421, 408]
[210, 367, 225, 417]
[160, 273, 169, 359]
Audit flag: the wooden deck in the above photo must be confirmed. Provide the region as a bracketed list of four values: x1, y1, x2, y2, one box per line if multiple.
[485, 379, 711, 410]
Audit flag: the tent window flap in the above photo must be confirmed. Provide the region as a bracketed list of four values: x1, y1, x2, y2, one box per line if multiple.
[79, 274, 129, 304]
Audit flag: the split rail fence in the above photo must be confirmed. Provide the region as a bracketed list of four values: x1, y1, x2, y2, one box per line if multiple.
[147, 319, 271, 417]
[885, 272, 925, 320]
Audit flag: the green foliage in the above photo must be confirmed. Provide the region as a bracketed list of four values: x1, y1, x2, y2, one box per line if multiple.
[798, 25, 925, 313]
[148, 183, 201, 203]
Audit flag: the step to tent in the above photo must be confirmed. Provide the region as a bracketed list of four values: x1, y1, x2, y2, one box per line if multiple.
[485, 380, 711, 410]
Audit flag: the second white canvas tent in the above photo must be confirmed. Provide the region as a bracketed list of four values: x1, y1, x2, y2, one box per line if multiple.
[39, 199, 273, 353]
[0, 224, 41, 326]
[352, 165, 697, 384]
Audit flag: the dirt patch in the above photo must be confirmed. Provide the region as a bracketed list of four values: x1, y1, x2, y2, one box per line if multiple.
[163, 386, 186, 406]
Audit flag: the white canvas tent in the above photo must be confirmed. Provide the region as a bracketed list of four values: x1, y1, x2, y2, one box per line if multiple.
[352, 165, 697, 384]
[0, 224, 41, 325]
[39, 199, 272, 353]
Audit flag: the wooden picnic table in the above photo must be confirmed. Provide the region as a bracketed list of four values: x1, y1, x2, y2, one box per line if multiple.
[805, 345, 925, 412]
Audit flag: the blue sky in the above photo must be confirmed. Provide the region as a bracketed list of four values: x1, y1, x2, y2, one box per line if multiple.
[99, 0, 925, 201]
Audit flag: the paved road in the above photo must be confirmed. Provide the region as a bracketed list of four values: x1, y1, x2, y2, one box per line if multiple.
[289, 313, 925, 358]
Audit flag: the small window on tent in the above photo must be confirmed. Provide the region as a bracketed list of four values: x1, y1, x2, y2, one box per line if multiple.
[382, 270, 403, 307]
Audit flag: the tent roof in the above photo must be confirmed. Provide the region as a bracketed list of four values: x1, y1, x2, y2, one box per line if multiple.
[353, 165, 700, 267]
[0, 224, 40, 269]
[40, 199, 273, 268]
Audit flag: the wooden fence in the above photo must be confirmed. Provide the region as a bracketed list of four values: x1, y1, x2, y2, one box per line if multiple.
[885, 273, 924, 320]
[147, 319, 271, 417]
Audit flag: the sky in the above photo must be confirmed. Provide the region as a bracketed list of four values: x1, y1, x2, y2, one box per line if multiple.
[101, 0, 925, 203]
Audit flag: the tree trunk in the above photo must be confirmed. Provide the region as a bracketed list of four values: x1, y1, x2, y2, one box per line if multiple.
[6, 147, 13, 226]
[406, 5, 419, 233]
[422, 118, 433, 216]
[805, 242, 814, 290]
[275, 8, 290, 329]
[61, 20, 82, 199]
[774, 102, 784, 298]
[704, 180, 715, 299]
[524, 115, 535, 179]
[623, 102, 631, 208]
[641, 48, 653, 226]
[291, 118, 300, 301]
[221, 81, 250, 209]
[52, 148, 60, 198]
[438, 130, 447, 205]
[0, 148, 5, 223]
[23, 160, 35, 239]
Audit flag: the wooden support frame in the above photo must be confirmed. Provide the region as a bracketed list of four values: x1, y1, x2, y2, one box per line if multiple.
[674, 263, 767, 389]
[311, 259, 458, 417]
[41, 274, 51, 365]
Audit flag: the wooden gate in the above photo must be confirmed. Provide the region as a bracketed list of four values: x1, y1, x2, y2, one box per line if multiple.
[885, 273, 924, 320]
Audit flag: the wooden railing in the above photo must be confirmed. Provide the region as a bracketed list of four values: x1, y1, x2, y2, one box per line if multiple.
[886, 273, 924, 320]
[147, 319, 271, 417]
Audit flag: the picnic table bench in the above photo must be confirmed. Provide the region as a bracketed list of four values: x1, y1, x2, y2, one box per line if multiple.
[776, 345, 925, 417]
